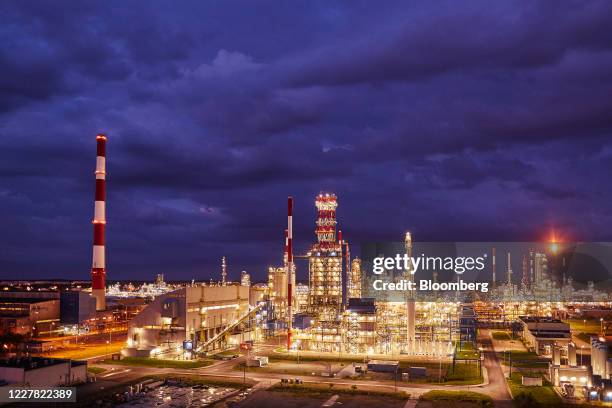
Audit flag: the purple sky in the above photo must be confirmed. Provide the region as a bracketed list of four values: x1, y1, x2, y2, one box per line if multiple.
[1, 1, 612, 282]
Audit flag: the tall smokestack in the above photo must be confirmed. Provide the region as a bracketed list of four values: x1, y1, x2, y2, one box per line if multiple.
[287, 197, 294, 350]
[91, 133, 107, 311]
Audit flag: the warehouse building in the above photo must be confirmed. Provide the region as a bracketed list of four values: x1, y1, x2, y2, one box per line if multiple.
[0, 357, 87, 386]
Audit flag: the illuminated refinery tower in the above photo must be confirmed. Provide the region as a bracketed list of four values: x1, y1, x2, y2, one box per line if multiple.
[308, 193, 343, 319]
[405, 232, 416, 354]
[287, 197, 295, 349]
[91, 133, 107, 311]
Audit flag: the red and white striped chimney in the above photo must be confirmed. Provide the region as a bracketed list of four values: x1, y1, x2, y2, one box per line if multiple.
[91, 133, 107, 311]
[287, 197, 294, 350]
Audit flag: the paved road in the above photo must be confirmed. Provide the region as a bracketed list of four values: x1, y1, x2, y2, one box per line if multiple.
[478, 329, 513, 407]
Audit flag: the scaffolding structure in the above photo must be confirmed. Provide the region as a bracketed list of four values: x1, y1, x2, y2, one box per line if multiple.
[306, 193, 343, 351]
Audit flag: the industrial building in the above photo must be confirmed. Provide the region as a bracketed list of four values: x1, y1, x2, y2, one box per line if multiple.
[59, 290, 96, 325]
[123, 284, 261, 357]
[591, 337, 612, 380]
[279, 193, 459, 356]
[519, 316, 571, 355]
[0, 293, 60, 337]
[0, 357, 87, 386]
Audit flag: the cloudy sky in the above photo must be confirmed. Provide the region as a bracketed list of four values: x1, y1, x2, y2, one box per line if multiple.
[1, 1, 612, 282]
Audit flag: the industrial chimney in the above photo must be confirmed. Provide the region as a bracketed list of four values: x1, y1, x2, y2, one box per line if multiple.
[91, 133, 107, 311]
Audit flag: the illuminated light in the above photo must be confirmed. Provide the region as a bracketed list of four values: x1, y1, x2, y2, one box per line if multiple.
[607, 391, 612, 398]
[560, 376, 568, 382]
[570, 376, 577, 382]
[580, 377, 587, 383]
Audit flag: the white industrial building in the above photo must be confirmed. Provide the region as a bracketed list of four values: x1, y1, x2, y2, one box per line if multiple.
[123, 284, 261, 357]
[0, 357, 87, 386]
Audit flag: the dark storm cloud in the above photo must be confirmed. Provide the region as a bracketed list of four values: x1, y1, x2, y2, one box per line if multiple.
[1, 0, 612, 282]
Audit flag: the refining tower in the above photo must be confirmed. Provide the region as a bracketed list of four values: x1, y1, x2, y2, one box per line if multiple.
[91, 133, 107, 311]
[308, 193, 343, 318]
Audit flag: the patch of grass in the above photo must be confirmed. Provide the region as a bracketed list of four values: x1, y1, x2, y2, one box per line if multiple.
[87, 366, 106, 374]
[444, 361, 483, 385]
[507, 372, 561, 405]
[420, 390, 492, 407]
[498, 350, 548, 368]
[492, 331, 512, 340]
[101, 356, 213, 369]
[270, 383, 409, 399]
[455, 341, 480, 360]
[271, 351, 365, 364]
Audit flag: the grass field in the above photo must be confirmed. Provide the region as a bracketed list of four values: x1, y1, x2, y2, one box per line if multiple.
[506, 372, 560, 405]
[498, 350, 548, 368]
[420, 390, 492, 407]
[454, 341, 480, 360]
[86, 366, 107, 374]
[444, 362, 483, 385]
[102, 356, 213, 369]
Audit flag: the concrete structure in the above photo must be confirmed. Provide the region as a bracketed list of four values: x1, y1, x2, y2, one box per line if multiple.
[91, 133, 107, 311]
[519, 316, 571, 355]
[249, 284, 266, 307]
[550, 364, 592, 387]
[0, 358, 87, 386]
[568, 341, 577, 366]
[0, 297, 60, 337]
[591, 337, 612, 379]
[60, 290, 96, 325]
[268, 266, 287, 320]
[123, 285, 252, 357]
